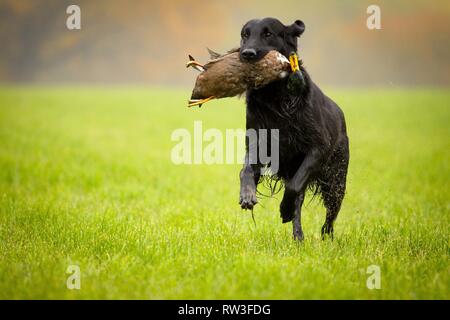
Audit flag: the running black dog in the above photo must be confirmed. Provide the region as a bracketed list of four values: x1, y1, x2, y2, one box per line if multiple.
[238, 18, 349, 240]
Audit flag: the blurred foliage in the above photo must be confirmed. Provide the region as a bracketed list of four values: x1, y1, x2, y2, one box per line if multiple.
[0, 0, 449, 86]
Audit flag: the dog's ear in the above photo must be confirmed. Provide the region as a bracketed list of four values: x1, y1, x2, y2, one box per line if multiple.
[284, 20, 305, 52]
[287, 20, 305, 37]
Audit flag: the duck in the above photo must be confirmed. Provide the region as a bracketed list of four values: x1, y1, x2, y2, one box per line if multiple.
[186, 48, 246, 107]
[186, 48, 300, 107]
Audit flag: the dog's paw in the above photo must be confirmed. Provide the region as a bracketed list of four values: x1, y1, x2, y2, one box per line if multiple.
[280, 189, 297, 223]
[321, 223, 334, 240]
[293, 229, 304, 242]
[239, 190, 258, 210]
[280, 200, 295, 223]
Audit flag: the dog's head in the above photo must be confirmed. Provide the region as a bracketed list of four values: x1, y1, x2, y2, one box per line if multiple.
[239, 18, 305, 62]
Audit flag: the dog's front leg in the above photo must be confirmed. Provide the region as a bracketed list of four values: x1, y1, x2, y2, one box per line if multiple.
[239, 157, 261, 210]
[280, 148, 321, 222]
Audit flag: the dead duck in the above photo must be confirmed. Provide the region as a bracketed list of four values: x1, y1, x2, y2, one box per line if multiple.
[186, 49, 300, 107]
[186, 48, 245, 107]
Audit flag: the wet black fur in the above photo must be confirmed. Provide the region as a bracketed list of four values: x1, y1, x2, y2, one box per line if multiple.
[238, 18, 349, 240]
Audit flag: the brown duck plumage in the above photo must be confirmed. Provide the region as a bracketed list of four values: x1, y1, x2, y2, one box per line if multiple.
[186, 49, 292, 107]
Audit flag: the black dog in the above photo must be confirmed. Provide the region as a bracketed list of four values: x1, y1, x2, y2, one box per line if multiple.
[238, 18, 349, 241]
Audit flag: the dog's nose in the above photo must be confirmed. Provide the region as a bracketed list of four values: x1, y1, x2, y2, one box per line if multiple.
[241, 49, 257, 60]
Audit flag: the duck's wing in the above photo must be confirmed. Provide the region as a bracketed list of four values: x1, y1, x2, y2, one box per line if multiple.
[226, 47, 240, 54]
[203, 47, 241, 69]
[207, 48, 222, 60]
[204, 55, 228, 69]
[206, 47, 239, 59]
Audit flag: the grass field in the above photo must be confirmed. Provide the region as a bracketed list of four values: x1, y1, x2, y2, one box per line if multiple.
[0, 87, 448, 299]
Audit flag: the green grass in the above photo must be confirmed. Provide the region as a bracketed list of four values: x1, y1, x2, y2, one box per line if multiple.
[0, 86, 448, 299]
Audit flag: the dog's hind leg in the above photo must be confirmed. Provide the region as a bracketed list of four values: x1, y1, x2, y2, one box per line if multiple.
[280, 148, 322, 223]
[321, 208, 339, 240]
[320, 142, 349, 239]
[292, 192, 305, 241]
[321, 176, 346, 240]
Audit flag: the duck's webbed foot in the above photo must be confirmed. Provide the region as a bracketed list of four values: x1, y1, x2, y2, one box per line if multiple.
[188, 96, 215, 108]
[186, 55, 205, 72]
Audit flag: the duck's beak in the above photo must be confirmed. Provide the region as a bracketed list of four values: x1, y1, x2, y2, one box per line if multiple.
[188, 96, 215, 108]
[289, 52, 300, 72]
[186, 55, 205, 72]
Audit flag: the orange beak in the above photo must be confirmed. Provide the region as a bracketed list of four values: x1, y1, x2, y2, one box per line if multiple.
[289, 52, 300, 72]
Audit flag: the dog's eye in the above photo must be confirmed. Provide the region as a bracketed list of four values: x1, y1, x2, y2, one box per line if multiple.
[264, 31, 272, 38]
[242, 30, 250, 39]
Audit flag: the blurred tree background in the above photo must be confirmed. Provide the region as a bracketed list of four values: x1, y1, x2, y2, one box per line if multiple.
[0, 0, 449, 86]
